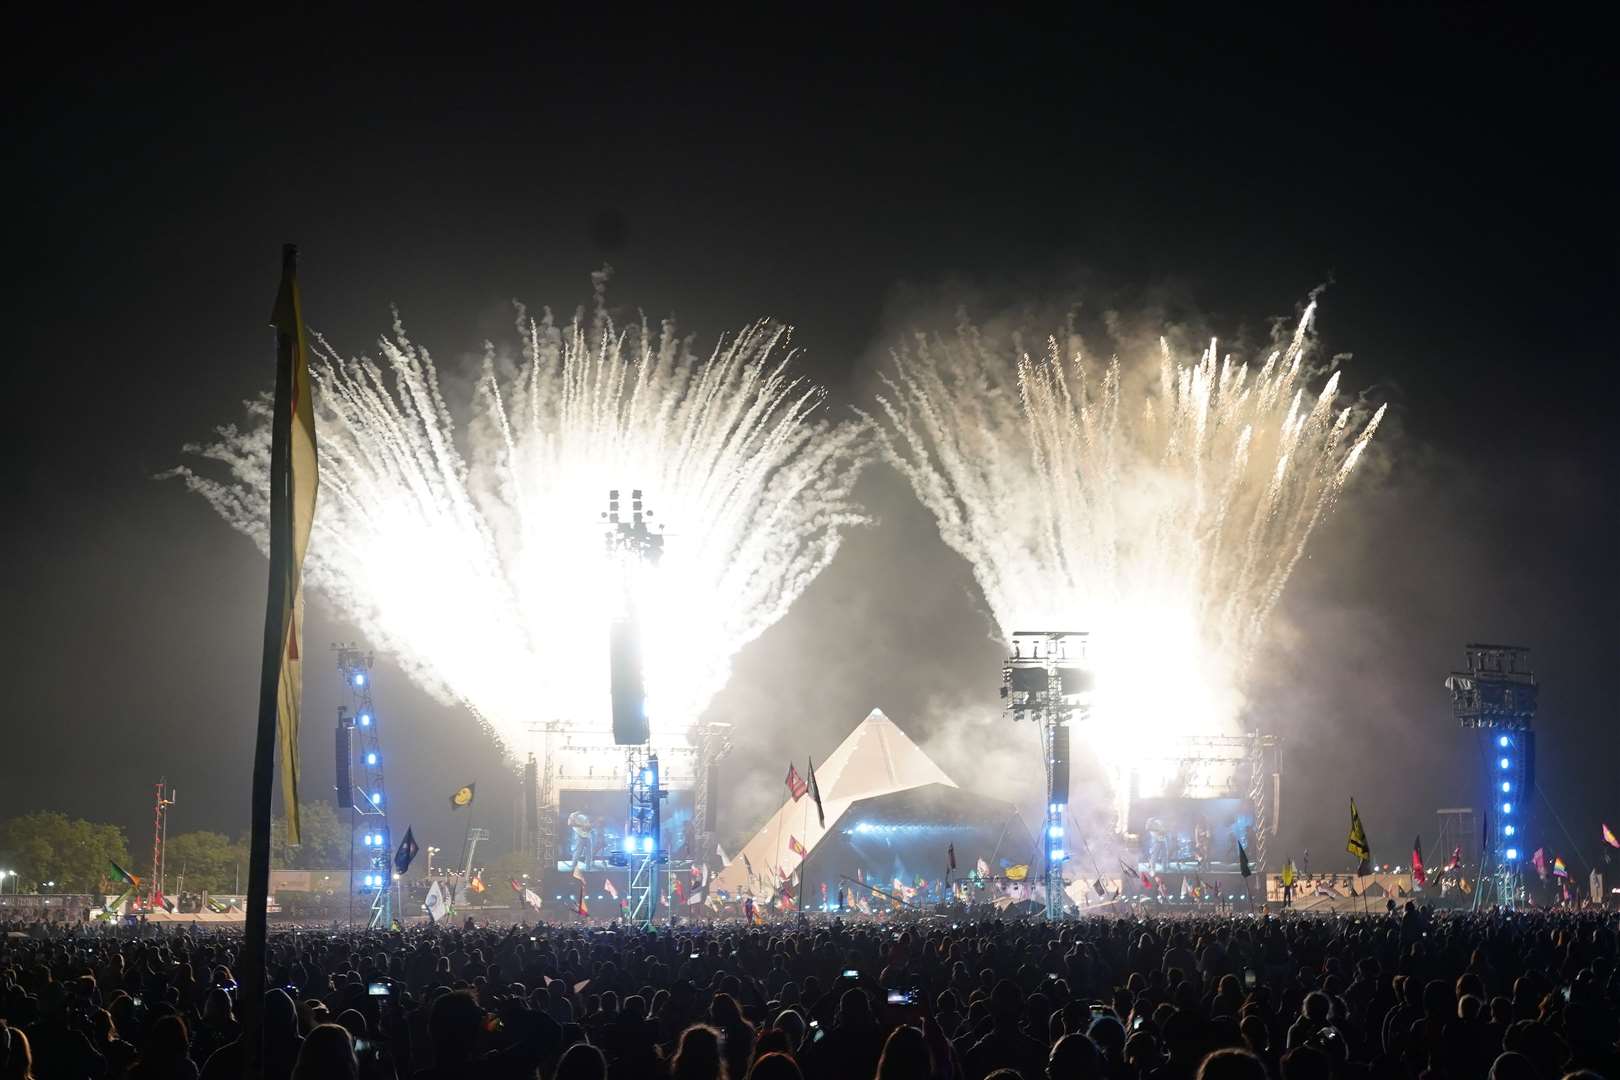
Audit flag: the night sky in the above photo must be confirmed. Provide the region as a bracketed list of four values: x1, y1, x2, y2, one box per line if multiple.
[8, 12, 1615, 874]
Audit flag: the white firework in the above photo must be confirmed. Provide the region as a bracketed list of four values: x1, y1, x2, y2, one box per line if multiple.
[172, 273, 870, 753]
[870, 300, 1384, 792]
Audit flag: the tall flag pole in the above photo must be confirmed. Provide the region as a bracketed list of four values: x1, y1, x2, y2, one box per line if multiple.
[1411, 835, 1426, 888]
[242, 244, 319, 1079]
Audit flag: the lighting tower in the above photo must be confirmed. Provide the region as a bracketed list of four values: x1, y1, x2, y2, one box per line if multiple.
[149, 780, 176, 909]
[1446, 644, 1537, 908]
[603, 488, 668, 926]
[1003, 631, 1092, 919]
[337, 645, 394, 928]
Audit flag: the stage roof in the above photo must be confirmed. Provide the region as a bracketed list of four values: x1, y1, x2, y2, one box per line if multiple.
[710, 708, 955, 896]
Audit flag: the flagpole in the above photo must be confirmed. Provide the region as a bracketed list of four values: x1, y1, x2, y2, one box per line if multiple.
[241, 243, 299, 1080]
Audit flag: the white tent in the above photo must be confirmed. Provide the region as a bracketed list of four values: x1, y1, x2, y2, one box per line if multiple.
[710, 709, 956, 897]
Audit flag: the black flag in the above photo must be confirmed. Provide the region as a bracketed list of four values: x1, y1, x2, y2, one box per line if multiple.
[947, 843, 957, 872]
[807, 757, 825, 828]
[1238, 841, 1253, 878]
[394, 827, 419, 874]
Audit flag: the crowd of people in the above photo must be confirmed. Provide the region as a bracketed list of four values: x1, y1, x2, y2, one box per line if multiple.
[1, 905, 1615, 1080]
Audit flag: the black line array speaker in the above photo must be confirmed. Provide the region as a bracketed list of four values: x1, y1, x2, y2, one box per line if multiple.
[335, 720, 353, 810]
[610, 618, 649, 745]
[1051, 719, 1071, 805]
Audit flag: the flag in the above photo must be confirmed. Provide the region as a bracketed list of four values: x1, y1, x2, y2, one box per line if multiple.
[1140, 869, 1155, 892]
[524, 886, 543, 910]
[716, 842, 731, 867]
[1281, 860, 1296, 887]
[1346, 799, 1371, 869]
[1552, 855, 1568, 878]
[449, 783, 476, 810]
[394, 828, 419, 875]
[1092, 877, 1106, 898]
[572, 862, 586, 883]
[947, 843, 957, 872]
[807, 757, 825, 827]
[977, 857, 990, 878]
[423, 881, 447, 923]
[784, 764, 808, 801]
[1005, 864, 1029, 881]
[1411, 836, 1426, 887]
[260, 246, 320, 844]
[1532, 848, 1547, 880]
[788, 835, 808, 858]
[603, 877, 619, 900]
[108, 861, 142, 889]
[1603, 824, 1620, 849]
[576, 881, 588, 917]
[1238, 842, 1252, 878]
[1447, 846, 1462, 871]
[468, 874, 486, 894]
[159, 894, 176, 913]
[674, 877, 685, 905]
[509, 879, 523, 894]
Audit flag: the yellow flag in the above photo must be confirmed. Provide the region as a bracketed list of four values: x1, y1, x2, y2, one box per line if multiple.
[1005, 864, 1029, 881]
[1281, 860, 1296, 887]
[1346, 799, 1371, 863]
[269, 246, 319, 845]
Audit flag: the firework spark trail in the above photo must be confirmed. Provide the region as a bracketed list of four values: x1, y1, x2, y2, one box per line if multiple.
[870, 301, 1384, 793]
[171, 281, 870, 754]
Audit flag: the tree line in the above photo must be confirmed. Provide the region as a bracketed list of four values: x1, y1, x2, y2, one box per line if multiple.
[0, 802, 363, 896]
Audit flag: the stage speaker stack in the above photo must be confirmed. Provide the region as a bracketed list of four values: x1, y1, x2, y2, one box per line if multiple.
[610, 617, 649, 745]
[335, 717, 354, 810]
[522, 755, 540, 854]
[1052, 718, 1071, 805]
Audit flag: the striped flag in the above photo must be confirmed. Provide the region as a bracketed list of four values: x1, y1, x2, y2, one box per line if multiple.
[261, 245, 319, 844]
[603, 877, 618, 900]
[788, 836, 807, 857]
[784, 764, 808, 801]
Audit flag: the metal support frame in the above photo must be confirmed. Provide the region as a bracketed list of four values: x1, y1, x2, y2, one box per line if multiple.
[1003, 631, 1091, 920]
[623, 749, 668, 927]
[337, 645, 394, 928]
[1447, 644, 1536, 908]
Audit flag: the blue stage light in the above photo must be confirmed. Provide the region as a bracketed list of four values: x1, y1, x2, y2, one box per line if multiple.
[371, 792, 382, 805]
[367, 753, 378, 765]
[1505, 848, 1519, 861]
[1048, 825, 1063, 839]
[1502, 802, 1513, 814]
[1498, 734, 1510, 747]
[354, 673, 366, 687]
[1050, 849, 1064, 861]
[1500, 757, 1510, 769]
[642, 835, 655, 854]
[1505, 825, 1516, 836]
[1501, 781, 1511, 793]
[643, 769, 653, 785]
[360, 713, 371, 726]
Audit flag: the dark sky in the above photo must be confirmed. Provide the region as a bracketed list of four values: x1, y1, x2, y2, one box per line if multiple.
[7, 11, 1615, 874]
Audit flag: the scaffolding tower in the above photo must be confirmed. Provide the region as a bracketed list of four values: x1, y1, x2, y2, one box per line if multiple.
[337, 645, 395, 928]
[1003, 631, 1092, 919]
[1446, 643, 1537, 908]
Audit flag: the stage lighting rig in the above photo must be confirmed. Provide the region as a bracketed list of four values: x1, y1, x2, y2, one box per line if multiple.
[1003, 631, 1092, 919]
[1446, 643, 1536, 908]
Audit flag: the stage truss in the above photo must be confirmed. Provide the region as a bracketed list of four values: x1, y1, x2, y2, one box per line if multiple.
[1115, 732, 1281, 873]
